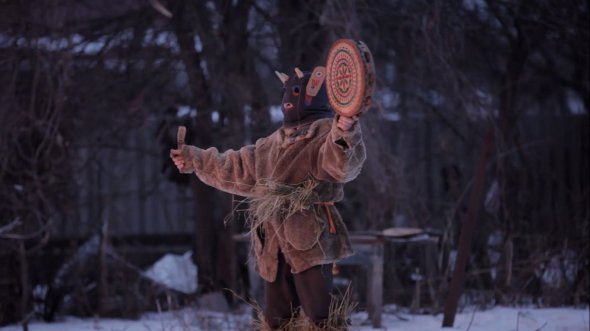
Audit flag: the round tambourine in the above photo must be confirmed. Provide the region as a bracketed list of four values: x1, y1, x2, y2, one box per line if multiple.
[325, 39, 376, 117]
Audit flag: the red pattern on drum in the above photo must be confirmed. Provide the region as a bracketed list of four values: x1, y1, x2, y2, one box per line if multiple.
[331, 48, 358, 107]
[326, 39, 375, 117]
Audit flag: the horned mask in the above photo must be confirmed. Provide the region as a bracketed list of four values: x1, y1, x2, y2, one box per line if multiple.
[274, 66, 333, 128]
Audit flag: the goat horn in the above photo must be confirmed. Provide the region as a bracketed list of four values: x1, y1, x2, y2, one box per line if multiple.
[294, 67, 304, 79]
[274, 71, 289, 84]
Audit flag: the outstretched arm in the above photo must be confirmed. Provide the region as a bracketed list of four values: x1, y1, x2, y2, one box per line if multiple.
[170, 142, 258, 197]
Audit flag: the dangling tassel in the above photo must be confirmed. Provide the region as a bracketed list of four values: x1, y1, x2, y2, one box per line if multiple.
[332, 262, 340, 275]
[324, 204, 336, 234]
[315, 201, 337, 234]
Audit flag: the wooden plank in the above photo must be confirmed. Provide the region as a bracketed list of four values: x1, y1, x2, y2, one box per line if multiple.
[368, 241, 384, 328]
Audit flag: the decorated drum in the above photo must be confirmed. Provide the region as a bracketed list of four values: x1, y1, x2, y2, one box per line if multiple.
[325, 39, 376, 117]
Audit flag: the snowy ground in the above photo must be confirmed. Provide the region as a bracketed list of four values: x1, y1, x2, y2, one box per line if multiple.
[1, 306, 587, 331]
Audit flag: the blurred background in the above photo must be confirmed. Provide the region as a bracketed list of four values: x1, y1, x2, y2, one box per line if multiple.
[0, 0, 588, 326]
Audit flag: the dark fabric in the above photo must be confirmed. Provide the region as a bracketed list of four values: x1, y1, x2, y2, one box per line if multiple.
[281, 71, 333, 128]
[264, 252, 333, 329]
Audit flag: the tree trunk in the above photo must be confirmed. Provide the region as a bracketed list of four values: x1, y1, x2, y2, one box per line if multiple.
[171, 1, 223, 294]
[171, 1, 257, 298]
[494, 19, 529, 301]
[277, 1, 330, 70]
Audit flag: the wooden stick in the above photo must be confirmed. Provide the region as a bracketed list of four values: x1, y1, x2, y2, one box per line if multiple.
[442, 129, 494, 327]
[177, 126, 186, 149]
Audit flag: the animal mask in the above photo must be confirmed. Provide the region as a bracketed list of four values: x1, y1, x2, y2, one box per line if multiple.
[275, 66, 333, 128]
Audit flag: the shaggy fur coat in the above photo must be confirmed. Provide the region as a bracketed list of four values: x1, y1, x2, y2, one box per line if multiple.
[179, 117, 366, 282]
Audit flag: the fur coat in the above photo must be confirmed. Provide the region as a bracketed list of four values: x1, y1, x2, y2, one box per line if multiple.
[179, 117, 366, 282]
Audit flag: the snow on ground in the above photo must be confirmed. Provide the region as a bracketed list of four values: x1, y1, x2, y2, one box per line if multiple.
[143, 251, 198, 294]
[1, 306, 587, 331]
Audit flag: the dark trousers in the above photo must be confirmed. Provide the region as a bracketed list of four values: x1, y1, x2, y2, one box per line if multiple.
[264, 252, 333, 329]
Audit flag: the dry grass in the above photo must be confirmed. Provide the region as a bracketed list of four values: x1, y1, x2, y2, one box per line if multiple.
[250, 285, 356, 331]
[244, 179, 319, 234]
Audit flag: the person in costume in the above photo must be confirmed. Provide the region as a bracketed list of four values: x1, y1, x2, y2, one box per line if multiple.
[170, 66, 366, 330]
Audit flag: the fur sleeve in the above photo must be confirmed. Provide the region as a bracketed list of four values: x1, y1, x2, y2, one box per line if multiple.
[315, 117, 366, 183]
[181, 144, 257, 197]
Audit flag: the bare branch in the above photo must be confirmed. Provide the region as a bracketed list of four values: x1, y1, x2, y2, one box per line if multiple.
[0, 217, 21, 235]
[149, 0, 172, 18]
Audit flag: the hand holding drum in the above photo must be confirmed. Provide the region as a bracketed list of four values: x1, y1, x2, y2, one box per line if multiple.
[325, 39, 376, 118]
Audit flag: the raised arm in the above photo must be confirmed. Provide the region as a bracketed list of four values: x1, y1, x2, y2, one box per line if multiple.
[314, 115, 366, 183]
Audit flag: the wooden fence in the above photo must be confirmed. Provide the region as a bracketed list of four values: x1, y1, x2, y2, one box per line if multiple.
[53, 113, 588, 242]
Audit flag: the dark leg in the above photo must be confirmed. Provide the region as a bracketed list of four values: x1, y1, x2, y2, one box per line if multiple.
[263, 253, 300, 329]
[293, 263, 333, 326]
